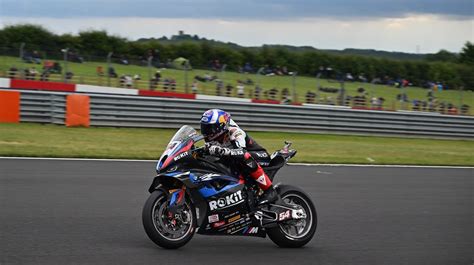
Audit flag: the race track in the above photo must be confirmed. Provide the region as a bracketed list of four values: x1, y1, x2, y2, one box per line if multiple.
[0, 159, 472, 265]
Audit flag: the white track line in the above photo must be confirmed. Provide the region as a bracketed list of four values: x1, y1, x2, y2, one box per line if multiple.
[0, 156, 154, 162]
[289, 163, 474, 169]
[0, 157, 472, 169]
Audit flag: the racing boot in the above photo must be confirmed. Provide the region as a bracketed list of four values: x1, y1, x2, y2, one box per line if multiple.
[248, 165, 278, 205]
[259, 185, 279, 205]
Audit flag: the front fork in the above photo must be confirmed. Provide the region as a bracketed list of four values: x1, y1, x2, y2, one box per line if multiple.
[167, 187, 186, 215]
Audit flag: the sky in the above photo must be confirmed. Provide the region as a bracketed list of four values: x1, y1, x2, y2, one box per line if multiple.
[1, 0, 473, 53]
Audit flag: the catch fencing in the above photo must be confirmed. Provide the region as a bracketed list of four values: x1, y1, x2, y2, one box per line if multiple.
[10, 89, 474, 139]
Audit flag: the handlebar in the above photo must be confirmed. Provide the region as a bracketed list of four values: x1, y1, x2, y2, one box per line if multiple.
[191, 146, 207, 157]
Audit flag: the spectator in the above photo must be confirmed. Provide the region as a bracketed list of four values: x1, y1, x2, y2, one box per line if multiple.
[212, 60, 221, 71]
[305, 91, 316, 104]
[225, 84, 233, 97]
[236, 81, 245, 98]
[32, 50, 42, 64]
[371, 97, 379, 107]
[120, 56, 129, 65]
[154, 71, 162, 81]
[460, 104, 470, 115]
[96, 66, 104, 76]
[344, 95, 352, 106]
[437, 83, 443, 92]
[191, 80, 198, 94]
[133, 74, 141, 80]
[125, 75, 133, 88]
[447, 104, 458, 115]
[163, 78, 170, 91]
[281, 88, 289, 100]
[108, 67, 118, 78]
[204, 72, 212, 81]
[149, 71, 162, 90]
[65, 71, 74, 81]
[243, 62, 253, 73]
[413, 100, 420, 111]
[40, 69, 50, 81]
[267, 88, 278, 100]
[43, 61, 54, 72]
[170, 79, 177, 91]
[216, 80, 224, 96]
[52, 62, 62, 74]
[8, 66, 18, 79]
[254, 85, 262, 99]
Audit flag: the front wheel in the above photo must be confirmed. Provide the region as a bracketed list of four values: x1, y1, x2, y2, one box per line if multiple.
[267, 186, 317, 248]
[142, 190, 196, 249]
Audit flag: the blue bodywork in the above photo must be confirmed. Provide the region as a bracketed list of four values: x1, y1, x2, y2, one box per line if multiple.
[161, 171, 242, 198]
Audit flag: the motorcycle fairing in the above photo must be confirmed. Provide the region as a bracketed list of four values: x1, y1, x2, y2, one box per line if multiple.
[195, 183, 266, 238]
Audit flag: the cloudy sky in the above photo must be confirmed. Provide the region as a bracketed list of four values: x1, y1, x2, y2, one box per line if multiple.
[1, 0, 473, 53]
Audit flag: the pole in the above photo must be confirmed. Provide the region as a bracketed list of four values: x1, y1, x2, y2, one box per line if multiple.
[62, 48, 69, 83]
[402, 84, 407, 110]
[220, 64, 227, 83]
[256, 67, 264, 87]
[107, 52, 113, 87]
[315, 72, 321, 102]
[292, 72, 297, 103]
[370, 78, 375, 107]
[147, 55, 153, 89]
[184, 60, 189, 93]
[339, 79, 345, 106]
[19, 42, 25, 60]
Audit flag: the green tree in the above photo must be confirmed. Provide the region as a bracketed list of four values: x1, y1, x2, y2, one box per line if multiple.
[425, 49, 458, 62]
[0, 24, 57, 54]
[78, 30, 128, 57]
[459, 41, 474, 65]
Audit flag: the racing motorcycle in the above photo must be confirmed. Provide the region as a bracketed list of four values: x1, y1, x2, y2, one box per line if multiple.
[142, 125, 317, 249]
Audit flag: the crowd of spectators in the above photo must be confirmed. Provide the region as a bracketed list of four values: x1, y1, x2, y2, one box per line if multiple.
[4, 55, 471, 115]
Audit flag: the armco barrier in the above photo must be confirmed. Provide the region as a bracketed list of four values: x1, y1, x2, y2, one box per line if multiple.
[4, 89, 474, 139]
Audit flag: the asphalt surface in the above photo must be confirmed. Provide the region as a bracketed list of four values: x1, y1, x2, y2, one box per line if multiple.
[0, 159, 472, 265]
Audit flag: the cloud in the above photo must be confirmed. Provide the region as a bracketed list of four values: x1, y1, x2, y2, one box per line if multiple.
[1, 15, 472, 53]
[1, 0, 472, 19]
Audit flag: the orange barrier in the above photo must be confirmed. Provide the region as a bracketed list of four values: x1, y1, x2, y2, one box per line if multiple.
[0, 90, 20, 123]
[66, 94, 90, 127]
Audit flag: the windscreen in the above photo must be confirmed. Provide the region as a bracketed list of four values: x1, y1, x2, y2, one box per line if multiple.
[169, 125, 198, 143]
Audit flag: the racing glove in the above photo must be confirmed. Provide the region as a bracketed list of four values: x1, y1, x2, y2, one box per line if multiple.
[205, 142, 244, 158]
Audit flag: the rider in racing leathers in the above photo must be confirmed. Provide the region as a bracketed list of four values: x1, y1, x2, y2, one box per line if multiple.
[200, 109, 278, 204]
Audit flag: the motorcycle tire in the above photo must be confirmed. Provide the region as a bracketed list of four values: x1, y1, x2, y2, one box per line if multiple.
[142, 189, 196, 249]
[267, 185, 317, 248]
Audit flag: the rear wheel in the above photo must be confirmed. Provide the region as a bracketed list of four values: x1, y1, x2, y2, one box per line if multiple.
[267, 187, 317, 248]
[142, 190, 196, 249]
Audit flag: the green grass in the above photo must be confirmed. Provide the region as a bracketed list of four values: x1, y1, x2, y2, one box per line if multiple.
[1, 55, 472, 113]
[1, 123, 473, 166]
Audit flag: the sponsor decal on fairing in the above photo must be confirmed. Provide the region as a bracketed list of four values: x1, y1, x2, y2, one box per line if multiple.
[173, 151, 189, 161]
[212, 221, 225, 228]
[279, 210, 291, 221]
[208, 190, 244, 210]
[227, 214, 241, 223]
[208, 214, 219, 223]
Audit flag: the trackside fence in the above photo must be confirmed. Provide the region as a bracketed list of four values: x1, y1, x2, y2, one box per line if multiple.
[7, 89, 474, 139]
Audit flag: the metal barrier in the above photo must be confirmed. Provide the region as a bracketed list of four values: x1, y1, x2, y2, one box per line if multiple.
[12, 89, 474, 139]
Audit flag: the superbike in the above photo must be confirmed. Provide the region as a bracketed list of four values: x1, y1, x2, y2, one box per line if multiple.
[142, 125, 317, 248]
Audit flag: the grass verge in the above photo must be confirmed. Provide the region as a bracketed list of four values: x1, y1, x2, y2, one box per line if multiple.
[1, 55, 472, 113]
[1, 123, 473, 166]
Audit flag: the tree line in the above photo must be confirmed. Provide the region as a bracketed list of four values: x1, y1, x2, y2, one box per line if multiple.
[1, 24, 473, 90]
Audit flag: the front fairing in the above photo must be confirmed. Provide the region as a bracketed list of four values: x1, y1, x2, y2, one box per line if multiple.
[156, 125, 202, 173]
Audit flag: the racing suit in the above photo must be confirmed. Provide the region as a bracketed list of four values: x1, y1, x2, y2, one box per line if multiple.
[205, 119, 275, 196]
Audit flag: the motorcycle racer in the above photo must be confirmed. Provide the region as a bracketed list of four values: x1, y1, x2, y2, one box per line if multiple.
[200, 109, 278, 204]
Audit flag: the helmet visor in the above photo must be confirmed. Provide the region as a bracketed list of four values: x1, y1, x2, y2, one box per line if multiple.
[200, 122, 223, 141]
